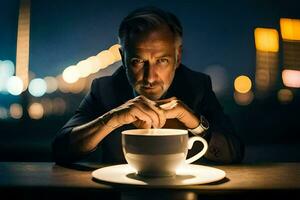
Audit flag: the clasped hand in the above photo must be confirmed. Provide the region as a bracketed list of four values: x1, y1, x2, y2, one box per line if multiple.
[107, 95, 200, 129]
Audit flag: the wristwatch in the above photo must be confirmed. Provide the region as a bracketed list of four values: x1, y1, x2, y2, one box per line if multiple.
[188, 115, 209, 135]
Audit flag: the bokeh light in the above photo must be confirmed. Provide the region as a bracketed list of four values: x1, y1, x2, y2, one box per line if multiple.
[0, 60, 15, 92]
[234, 91, 254, 106]
[6, 76, 24, 95]
[57, 75, 69, 93]
[86, 56, 100, 74]
[282, 69, 300, 88]
[67, 78, 86, 94]
[234, 75, 252, 94]
[0, 60, 15, 77]
[277, 89, 293, 104]
[96, 50, 115, 69]
[255, 51, 278, 94]
[0, 107, 8, 119]
[58, 43, 122, 83]
[15, 0, 30, 92]
[44, 76, 58, 93]
[280, 18, 300, 41]
[28, 78, 47, 97]
[40, 98, 53, 116]
[254, 28, 279, 52]
[9, 103, 23, 119]
[28, 103, 44, 119]
[62, 65, 80, 83]
[109, 44, 122, 62]
[77, 60, 92, 78]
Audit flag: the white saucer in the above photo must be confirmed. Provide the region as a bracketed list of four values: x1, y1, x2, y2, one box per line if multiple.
[92, 164, 226, 186]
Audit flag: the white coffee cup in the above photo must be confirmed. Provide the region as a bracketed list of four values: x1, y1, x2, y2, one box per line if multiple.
[122, 129, 208, 177]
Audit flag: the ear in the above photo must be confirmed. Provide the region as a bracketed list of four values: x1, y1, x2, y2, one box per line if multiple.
[175, 45, 182, 69]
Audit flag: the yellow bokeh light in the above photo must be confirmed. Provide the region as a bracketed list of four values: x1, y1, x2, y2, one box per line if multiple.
[62, 65, 80, 83]
[277, 89, 293, 104]
[28, 102, 44, 120]
[86, 56, 100, 74]
[9, 103, 23, 119]
[234, 75, 252, 93]
[109, 44, 122, 62]
[56, 75, 69, 93]
[280, 18, 300, 41]
[97, 50, 115, 69]
[58, 43, 121, 80]
[16, 0, 30, 91]
[77, 60, 93, 78]
[254, 28, 279, 52]
[66, 78, 86, 94]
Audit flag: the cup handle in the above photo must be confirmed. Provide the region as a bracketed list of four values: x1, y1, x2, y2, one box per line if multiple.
[185, 136, 208, 164]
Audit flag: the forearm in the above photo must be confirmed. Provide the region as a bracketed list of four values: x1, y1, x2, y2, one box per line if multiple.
[69, 113, 114, 153]
[52, 112, 120, 163]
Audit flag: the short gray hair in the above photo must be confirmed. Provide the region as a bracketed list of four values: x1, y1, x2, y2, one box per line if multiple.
[118, 6, 183, 48]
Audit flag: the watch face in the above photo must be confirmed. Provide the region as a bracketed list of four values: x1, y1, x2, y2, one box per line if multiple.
[201, 116, 209, 129]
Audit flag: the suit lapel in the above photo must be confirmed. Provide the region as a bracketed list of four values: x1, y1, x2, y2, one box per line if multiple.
[164, 65, 198, 111]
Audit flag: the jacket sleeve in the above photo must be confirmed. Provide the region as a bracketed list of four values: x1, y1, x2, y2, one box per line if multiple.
[51, 79, 105, 164]
[199, 75, 244, 164]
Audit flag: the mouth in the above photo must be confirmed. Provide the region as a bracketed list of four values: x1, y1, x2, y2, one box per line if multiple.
[141, 85, 156, 90]
[142, 87, 155, 90]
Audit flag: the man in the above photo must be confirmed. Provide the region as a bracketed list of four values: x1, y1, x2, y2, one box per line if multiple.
[52, 6, 244, 164]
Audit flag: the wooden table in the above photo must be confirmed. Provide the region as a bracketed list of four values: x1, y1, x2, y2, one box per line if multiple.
[0, 162, 299, 199]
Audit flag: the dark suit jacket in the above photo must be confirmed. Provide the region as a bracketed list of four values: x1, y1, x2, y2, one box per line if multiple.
[52, 64, 244, 164]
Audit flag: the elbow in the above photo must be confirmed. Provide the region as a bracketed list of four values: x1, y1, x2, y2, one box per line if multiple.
[51, 136, 72, 164]
[204, 131, 245, 164]
[51, 130, 97, 164]
[51, 129, 77, 164]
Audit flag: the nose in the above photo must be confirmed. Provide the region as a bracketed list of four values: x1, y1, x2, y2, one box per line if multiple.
[143, 64, 157, 84]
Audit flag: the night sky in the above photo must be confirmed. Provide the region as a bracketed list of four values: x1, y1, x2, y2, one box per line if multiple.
[1, 0, 300, 80]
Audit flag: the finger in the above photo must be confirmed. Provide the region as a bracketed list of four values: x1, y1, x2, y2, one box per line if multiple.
[133, 120, 151, 129]
[118, 104, 152, 127]
[124, 98, 156, 128]
[161, 101, 186, 120]
[144, 101, 166, 128]
[138, 95, 157, 106]
[129, 106, 152, 128]
[159, 100, 178, 110]
[134, 101, 160, 128]
[163, 106, 180, 119]
[155, 97, 177, 105]
[137, 96, 166, 128]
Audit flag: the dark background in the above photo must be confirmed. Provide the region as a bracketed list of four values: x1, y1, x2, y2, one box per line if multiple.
[0, 0, 300, 163]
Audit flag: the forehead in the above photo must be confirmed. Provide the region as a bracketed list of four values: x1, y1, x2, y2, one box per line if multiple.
[125, 26, 176, 55]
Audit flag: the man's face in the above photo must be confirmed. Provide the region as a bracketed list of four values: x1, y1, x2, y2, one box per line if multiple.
[121, 26, 182, 100]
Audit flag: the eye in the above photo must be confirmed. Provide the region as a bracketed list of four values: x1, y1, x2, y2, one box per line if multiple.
[157, 58, 169, 65]
[131, 58, 144, 67]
